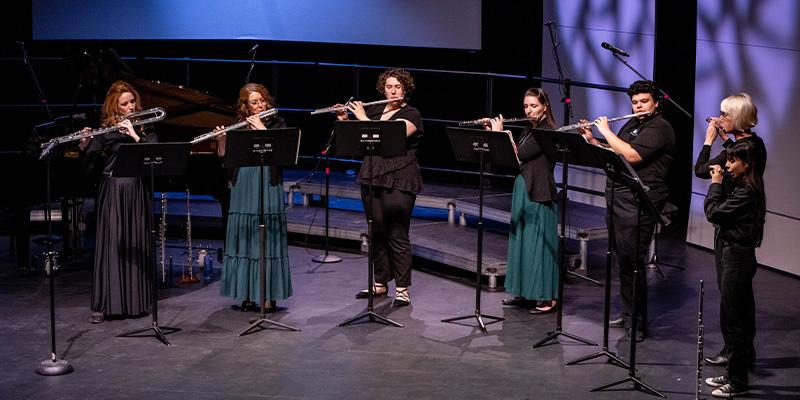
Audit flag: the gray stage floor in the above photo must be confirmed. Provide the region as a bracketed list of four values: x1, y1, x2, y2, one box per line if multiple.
[1, 234, 799, 399]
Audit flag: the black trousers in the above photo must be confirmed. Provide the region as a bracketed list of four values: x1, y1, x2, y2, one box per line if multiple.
[607, 191, 662, 330]
[361, 186, 416, 287]
[715, 236, 757, 388]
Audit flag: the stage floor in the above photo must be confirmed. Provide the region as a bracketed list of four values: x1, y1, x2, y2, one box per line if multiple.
[1, 234, 799, 399]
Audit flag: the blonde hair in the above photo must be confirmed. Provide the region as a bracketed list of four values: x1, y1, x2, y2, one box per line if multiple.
[721, 93, 758, 131]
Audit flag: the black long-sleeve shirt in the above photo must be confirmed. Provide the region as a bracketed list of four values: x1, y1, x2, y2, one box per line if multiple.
[694, 133, 767, 179]
[704, 181, 765, 247]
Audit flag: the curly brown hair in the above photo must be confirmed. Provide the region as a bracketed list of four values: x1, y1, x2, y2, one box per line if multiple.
[235, 83, 275, 122]
[100, 80, 142, 128]
[375, 68, 415, 101]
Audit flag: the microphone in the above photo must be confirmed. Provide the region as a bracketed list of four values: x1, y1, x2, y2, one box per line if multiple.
[601, 41, 629, 57]
[249, 43, 259, 54]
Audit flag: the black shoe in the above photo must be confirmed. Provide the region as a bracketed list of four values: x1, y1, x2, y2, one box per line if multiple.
[355, 285, 388, 299]
[502, 297, 531, 307]
[711, 383, 748, 398]
[609, 316, 626, 328]
[705, 352, 729, 366]
[705, 375, 728, 388]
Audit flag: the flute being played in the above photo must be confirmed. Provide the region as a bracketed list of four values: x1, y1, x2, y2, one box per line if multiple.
[190, 108, 278, 144]
[310, 97, 404, 115]
[555, 111, 651, 131]
[458, 115, 542, 127]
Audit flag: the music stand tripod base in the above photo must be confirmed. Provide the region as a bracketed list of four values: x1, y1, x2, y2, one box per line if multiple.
[590, 375, 666, 398]
[442, 311, 503, 335]
[338, 310, 403, 328]
[118, 322, 181, 346]
[238, 313, 302, 337]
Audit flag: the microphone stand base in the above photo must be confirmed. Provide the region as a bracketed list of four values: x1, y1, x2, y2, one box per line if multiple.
[35, 358, 74, 376]
[312, 254, 342, 264]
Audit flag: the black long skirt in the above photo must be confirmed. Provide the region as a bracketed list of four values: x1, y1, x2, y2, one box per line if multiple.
[91, 177, 153, 316]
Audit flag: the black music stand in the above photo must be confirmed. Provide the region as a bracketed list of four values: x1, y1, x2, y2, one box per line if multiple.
[586, 144, 665, 398]
[557, 134, 631, 367]
[224, 129, 302, 336]
[335, 120, 405, 328]
[440, 127, 510, 334]
[525, 129, 597, 348]
[114, 142, 190, 346]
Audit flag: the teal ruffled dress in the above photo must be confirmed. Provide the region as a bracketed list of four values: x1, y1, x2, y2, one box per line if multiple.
[220, 166, 292, 302]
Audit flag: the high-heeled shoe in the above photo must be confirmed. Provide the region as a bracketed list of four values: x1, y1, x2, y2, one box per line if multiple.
[355, 283, 388, 299]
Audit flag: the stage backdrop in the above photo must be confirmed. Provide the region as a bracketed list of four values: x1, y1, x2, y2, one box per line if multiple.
[688, 0, 800, 275]
[31, 0, 482, 50]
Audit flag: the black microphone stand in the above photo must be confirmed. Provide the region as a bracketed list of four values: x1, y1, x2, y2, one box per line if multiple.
[310, 129, 342, 267]
[608, 52, 692, 119]
[545, 21, 600, 286]
[36, 148, 74, 375]
[20, 41, 74, 376]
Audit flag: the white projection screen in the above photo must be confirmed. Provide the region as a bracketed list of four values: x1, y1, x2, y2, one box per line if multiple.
[32, 0, 482, 50]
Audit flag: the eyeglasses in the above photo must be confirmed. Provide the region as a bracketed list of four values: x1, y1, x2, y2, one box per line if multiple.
[719, 111, 730, 118]
[249, 99, 268, 106]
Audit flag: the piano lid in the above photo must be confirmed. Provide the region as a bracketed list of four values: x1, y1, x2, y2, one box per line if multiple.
[130, 78, 235, 131]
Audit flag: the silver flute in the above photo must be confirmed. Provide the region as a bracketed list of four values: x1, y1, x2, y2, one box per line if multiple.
[458, 116, 542, 127]
[555, 111, 652, 132]
[159, 193, 167, 284]
[190, 108, 278, 144]
[186, 189, 193, 280]
[39, 107, 166, 159]
[309, 97, 404, 115]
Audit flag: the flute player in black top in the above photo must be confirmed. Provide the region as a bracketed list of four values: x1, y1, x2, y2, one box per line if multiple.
[336, 68, 424, 307]
[580, 80, 675, 341]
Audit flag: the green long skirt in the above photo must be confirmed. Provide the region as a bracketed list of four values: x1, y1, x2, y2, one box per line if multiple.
[505, 175, 559, 300]
[220, 166, 292, 302]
